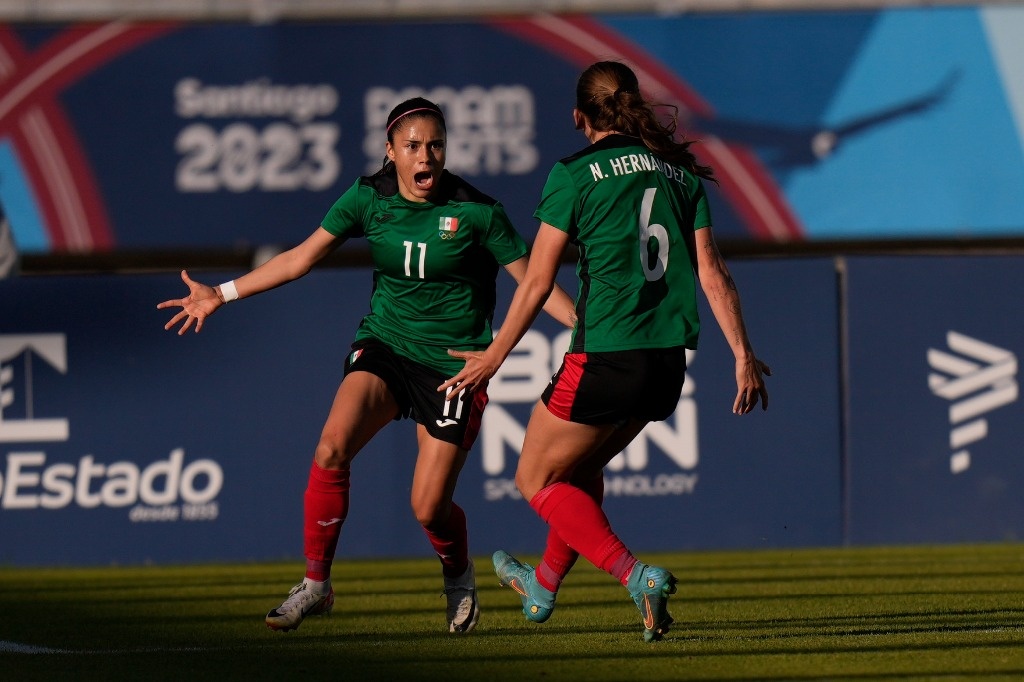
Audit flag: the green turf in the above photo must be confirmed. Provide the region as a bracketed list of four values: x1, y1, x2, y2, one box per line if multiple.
[2, 544, 1024, 680]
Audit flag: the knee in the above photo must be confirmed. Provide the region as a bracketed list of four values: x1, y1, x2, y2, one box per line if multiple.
[411, 495, 449, 529]
[314, 438, 354, 470]
[515, 469, 544, 504]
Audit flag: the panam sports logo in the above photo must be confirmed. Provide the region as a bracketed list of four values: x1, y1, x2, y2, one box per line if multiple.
[0, 333, 223, 522]
[480, 330, 699, 501]
[364, 85, 539, 177]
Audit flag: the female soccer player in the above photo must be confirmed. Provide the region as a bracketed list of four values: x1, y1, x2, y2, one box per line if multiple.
[158, 97, 575, 634]
[440, 62, 771, 642]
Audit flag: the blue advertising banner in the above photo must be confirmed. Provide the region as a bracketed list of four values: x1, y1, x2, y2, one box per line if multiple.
[0, 258, 841, 566]
[474, 259, 843, 556]
[2, 8, 1024, 256]
[0, 272, 352, 564]
[845, 256, 1024, 545]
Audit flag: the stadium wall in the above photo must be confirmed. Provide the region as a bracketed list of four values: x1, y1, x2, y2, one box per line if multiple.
[1, 10, 1022, 565]
[1, 255, 1022, 566]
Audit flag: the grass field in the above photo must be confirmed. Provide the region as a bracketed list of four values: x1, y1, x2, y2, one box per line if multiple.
[2, 543, 1024, 681]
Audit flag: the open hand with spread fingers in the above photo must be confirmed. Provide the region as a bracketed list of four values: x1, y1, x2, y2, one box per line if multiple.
[156, 269, 223, 335]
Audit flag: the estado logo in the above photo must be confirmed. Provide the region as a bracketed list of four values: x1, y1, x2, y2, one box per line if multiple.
[0, 334, 223, 522]
[480, 330, 699, 501]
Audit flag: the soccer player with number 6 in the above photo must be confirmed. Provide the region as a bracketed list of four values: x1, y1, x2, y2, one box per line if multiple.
[157, 97, 575, 635]
[440, 62, 771, 642]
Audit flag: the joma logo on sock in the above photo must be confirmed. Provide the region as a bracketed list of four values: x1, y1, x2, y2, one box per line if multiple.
[927, 331, 1018, 474]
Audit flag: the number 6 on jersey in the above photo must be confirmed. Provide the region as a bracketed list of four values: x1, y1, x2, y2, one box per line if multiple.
[638, 187, 668, 282]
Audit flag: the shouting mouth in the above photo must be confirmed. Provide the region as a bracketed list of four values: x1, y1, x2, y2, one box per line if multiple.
[414, 170, 435, 191]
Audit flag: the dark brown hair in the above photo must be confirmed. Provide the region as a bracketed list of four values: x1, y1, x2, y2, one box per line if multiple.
[576, 61, 714, 181]
[379, 97, 446, 174]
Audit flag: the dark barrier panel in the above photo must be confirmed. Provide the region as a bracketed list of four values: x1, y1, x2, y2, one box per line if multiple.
[0, 260, 840, 566]
[0, 272, 353, 565]
[474, 259, 843, 557]
[845, 256, 1024, 545]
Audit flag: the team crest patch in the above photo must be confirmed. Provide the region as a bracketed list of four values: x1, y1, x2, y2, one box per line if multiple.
[439, 216, 458, 239]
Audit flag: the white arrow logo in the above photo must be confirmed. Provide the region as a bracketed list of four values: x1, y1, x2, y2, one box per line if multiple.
[0, 334, 70, 443]
[927, 331, 1018, 474]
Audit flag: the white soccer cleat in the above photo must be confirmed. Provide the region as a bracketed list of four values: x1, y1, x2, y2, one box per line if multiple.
[443, 560, 480, 634]
[265, 580, 334, 632]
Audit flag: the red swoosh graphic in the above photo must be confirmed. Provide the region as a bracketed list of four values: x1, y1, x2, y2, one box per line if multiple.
[0, 22, 178, 251]
[490, 14, 805, 241]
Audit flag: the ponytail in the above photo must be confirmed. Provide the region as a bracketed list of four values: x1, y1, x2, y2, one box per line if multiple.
[576, 62, 714, 182]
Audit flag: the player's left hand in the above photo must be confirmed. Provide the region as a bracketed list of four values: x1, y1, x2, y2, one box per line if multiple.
[734, 356, 771, 414]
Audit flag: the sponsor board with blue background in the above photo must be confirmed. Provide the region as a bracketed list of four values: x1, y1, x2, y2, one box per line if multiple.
[0, 261, 841, 565]
[2, 8, 1024, 565]
[2, 7, 1024, 256]
[845, 256, 1024, 545]
[3, 257, 1021, 566]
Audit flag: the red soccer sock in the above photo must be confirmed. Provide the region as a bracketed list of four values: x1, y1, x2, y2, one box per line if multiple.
[302, 461, 350, 582]
[535, 475, 604, 592]
[530, 481, 637, 586]
[422, 503, 469, 578]
[535, 529, 578, 593]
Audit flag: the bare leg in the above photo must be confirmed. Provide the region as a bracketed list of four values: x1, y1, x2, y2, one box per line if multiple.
[409, 424, 479, 633]
[410, 424, 470, 577]
[266, 371, 400, 632]
[304, 371, 399, 575]
[515, 403, 644, 583]
[534, 419, 648, 592]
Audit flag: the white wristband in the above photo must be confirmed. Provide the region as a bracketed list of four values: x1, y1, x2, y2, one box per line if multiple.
[219, 280, 239, 303]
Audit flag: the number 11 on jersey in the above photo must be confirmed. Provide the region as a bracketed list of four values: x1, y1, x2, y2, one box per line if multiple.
[403, 240, 426, 279]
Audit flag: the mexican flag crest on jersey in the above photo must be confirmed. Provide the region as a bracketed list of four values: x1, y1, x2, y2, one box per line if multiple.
[439, 216, 458, 239]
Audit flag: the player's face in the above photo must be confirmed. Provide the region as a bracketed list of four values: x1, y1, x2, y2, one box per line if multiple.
[386, 117, 446, 203]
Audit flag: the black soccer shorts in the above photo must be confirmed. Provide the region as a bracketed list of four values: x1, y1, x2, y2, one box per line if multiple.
[542, 346, 687, 425]
[344, 338, 488, 450]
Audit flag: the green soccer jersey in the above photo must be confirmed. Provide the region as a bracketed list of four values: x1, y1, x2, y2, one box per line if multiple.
[322, 170, 528, 375]
[534, 135, 711, 353]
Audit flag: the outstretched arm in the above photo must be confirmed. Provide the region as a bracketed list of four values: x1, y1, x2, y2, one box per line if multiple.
[502, 255, 577, 330]
[694, 226, 771, 414]
[157, 226, 342, 335]
[440, 222, 569, 395]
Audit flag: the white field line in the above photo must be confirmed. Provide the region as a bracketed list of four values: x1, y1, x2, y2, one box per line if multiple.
[0, 639, 214, 655]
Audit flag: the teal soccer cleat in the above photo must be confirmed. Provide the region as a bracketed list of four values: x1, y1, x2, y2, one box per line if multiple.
[492, 550, 555, 624]
[627, 563, 678, 642]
